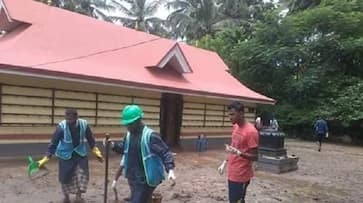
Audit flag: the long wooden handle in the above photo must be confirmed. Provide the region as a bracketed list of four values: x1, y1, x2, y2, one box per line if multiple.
[103, 133, 110, 203]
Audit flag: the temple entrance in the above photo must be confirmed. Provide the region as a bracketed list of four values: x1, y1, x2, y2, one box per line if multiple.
[159, 93, 183, 147]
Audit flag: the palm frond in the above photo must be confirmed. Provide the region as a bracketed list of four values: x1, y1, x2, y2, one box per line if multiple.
[92, 8, 113, 22]
[145, 0, 166, 16]
[111, 0, 136, 17]
[165, 0, 191, 10]
[108, 15, 136, 22]
[90, 1, 115, 11]
[167, 12, 193, 24]
[145, 16, 165, 24]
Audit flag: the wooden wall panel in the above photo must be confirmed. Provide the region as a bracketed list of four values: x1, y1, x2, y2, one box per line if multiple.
[182, 121, 204, 126]
[97, 110, 120, 118]
[2, 105, 51, 115]
[182, 101, 227, 127]
[182, 114, 203, 120]
[133, 97, 160, 106]
[183, 108, 204, 115]
[98, 94, 131, 103]
[2, 85, 51, 97]
[96, 118, 120, 125]
[55, 90, 96, 101]
[2, 115, 51, 124]
[206, 104, 224, 111]
[54, 99, 96, 109]
[98, 102, 125, 111]
[0, 82, 257, 138]
[2, 95, 52, 106]
[0, 84, 161, 128]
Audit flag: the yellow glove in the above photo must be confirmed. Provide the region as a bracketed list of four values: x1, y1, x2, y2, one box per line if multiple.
[92, 147, 103, 162]
[37, 156, 50, 168]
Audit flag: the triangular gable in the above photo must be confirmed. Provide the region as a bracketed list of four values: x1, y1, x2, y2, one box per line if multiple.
[0, 0, 12, 31]
[0, 0, 27, 33]
[0, 0, 10, 20]
[151, 43, 193, 74]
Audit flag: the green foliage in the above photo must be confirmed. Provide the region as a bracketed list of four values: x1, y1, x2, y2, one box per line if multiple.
[103, 0, 166, 33]
[196, 0, 363, 138]
[166, 0, 275, 41]
[166, 0, 222, 40]
[36, 0, 97, 16]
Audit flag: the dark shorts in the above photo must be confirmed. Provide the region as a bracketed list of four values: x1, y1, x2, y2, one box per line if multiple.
[228, 180, 250, 203]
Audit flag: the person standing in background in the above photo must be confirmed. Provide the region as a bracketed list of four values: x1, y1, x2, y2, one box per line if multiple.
[314, 117, 329, 152]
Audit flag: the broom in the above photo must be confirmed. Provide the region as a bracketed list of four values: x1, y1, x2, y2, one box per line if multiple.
[27, 156, 49, 180]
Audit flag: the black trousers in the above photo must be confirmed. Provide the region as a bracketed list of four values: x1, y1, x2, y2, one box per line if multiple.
[228, 180, 250, 203]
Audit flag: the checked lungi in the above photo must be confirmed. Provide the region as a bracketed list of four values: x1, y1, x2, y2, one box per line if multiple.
[59, 153, 89, 195]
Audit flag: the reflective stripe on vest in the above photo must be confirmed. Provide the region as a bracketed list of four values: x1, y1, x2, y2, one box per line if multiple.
[121, 126, 165, 187]
[55, 119, 87, 160]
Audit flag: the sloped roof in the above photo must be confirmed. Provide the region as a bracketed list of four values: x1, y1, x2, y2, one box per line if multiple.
[0, 0, 274, 104]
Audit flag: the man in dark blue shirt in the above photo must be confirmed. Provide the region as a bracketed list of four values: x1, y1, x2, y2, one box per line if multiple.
[314, 118, 329, 152]
[111, 105, 176, 203]
[37, 108, 103, 203]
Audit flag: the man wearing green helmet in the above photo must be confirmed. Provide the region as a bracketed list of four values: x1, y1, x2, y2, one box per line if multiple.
[111, 104, 176, 203]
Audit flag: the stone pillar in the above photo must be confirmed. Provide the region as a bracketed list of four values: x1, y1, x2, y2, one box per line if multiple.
[257, 129, 299, 173]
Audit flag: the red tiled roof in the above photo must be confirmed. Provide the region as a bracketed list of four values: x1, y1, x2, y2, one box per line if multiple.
[0, 0, 274, 104]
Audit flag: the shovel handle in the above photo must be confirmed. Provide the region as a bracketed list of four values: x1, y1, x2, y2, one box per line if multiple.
[113, 187, 118, 201]
[103, 133, 110, 203]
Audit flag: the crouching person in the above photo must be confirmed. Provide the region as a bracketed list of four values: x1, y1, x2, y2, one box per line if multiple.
[37, 108, 103, 203]
[112, 104, 176, 203]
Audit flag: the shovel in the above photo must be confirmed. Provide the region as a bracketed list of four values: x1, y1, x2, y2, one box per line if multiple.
[113, 186, 119, 202]
[103, 133, 110, 203]
[27, 156, 49, 179]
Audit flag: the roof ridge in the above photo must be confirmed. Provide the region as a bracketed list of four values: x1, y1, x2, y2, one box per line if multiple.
[31, 37, 162, 67]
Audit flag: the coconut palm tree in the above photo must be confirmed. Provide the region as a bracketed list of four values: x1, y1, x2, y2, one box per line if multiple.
[166, 0, 222, 40]
[279, 0, 321, 13]
[100, 0, 166, 34]
[216, 0, 275, 33]
[36, 0, 112, 19]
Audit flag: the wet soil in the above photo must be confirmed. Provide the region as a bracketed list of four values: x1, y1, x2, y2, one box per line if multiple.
[1, 139, 362, 203]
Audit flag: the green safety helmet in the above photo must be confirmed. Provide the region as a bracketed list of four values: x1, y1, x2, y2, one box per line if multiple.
[120, 104, 144, 125]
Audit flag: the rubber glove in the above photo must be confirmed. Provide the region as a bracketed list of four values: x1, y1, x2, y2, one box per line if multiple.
[92, 147, 103, 162]
[225, 144, 242, 156]
[217, 160, 227, 175]
[37, 156, 50, 168]
[111, 180, 117, 189]
[103, 138, 115, 148]
[168, 169, 176, 180]
[168, 169, 176, 186]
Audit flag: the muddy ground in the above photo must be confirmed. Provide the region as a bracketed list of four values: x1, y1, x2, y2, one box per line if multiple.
[1, 139, 363, 203]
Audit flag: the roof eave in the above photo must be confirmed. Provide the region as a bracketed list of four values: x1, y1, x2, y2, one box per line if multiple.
[0, 64, 275, 105]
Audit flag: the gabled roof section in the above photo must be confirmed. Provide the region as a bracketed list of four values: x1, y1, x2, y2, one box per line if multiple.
[0, 0, 275, 104]
[0, 0, 30, 34]
[153, 43, 192, 74]
[0, 0, 10, 20]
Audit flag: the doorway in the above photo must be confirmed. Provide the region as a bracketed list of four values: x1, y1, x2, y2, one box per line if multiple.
[160, 93, 183, 147]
